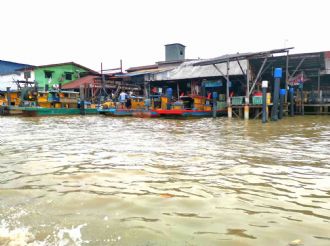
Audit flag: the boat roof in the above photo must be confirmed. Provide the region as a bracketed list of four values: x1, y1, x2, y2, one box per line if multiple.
[39, 90, 79, 94]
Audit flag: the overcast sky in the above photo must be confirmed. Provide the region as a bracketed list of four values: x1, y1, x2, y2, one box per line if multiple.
[0, 0, 328, 71]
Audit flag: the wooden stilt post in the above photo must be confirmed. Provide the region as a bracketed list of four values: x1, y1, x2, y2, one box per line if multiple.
[80, 85, 85, 115]
[6, 87, 11, 106]
[144, 81, 149, 98]
[285, 51, 289, 103]
[166, 87, 172, 110]
[317, 69, 321, 103]
[244, 60, 250, 120]
[212, 91, 218, 118]
[279, 89, 286, 119]
[262, 81, 268, 123]
[34, 83, 39, 107]
[299, 84, 304, 116]
[289, 87, 294, 117]
[226, 60, 232, 118]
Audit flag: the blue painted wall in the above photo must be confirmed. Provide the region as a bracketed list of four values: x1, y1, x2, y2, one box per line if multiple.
[165, 43, 185, 62]
[0, 60, 32, 75]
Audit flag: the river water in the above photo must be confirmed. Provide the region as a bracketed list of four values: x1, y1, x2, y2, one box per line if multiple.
[0, 115, 329, 246]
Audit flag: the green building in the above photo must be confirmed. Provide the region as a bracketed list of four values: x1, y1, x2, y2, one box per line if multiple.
[33, 62, 97, 90]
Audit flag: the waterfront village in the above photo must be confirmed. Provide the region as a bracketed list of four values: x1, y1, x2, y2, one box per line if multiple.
[0, 43, 330, 119]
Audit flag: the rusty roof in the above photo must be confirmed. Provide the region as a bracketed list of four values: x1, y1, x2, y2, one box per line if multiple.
[62, 75, 99, 89]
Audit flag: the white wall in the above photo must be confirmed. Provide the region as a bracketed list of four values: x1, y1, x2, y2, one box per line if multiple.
[0, 71, 35, 91]
[0, 74, 20, 90]
[17, 70, 35, 82]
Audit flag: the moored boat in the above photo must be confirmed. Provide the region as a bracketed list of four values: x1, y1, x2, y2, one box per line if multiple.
[22, 107, 98, 117]
[0, 89, 35, 116]
[155, 108, 225, 118]
[151, 94, 226, 118]
[132, 109, 159, 118]
[98, 96, 159, 117]
[21, 90, 98, 116]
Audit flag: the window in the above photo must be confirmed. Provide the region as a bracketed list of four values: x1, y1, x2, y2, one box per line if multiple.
[65, 72, 73, 80]
[180, 50, 183, 55]
[24, 71, 31, 79]
[44, 71, 53, 79]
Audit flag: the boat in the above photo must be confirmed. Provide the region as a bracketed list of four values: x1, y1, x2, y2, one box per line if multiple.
[152, 95, 226, 118]
[0, 89, 35, 116]
[155, 109, 223, 118]
[131, 109, 159, 118]
[21, 90, 98, 116]
[22, 107, 98, 116]
[98, 96, 159, 117]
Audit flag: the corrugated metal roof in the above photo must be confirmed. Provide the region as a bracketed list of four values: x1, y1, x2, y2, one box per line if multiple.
[193, 48, 293, 66]
[0, 60, 33, 75]
[118, 68, 171, 77]
[145, 59, 247, 81]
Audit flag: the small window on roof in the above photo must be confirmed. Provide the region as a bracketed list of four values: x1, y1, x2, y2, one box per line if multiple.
[44, 71, 53, 79]
[65, 72, 73, 80]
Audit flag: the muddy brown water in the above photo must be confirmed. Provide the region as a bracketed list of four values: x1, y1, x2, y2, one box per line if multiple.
[0, 115, 329, 245]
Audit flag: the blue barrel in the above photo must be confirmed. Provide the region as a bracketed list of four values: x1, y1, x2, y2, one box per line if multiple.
[166, 88, 173, 99]
[274, 68, 282, 78]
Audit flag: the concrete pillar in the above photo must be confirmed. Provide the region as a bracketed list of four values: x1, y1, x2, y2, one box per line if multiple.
[228, 106, 232, 118]
[244, 105, 249, 120]
[271, 68, 282, 121]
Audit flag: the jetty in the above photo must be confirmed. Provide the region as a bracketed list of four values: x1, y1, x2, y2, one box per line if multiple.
[1, 44, 330, 120]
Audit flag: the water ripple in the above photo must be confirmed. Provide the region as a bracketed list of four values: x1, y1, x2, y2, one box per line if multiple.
[0, 115, 329, 245]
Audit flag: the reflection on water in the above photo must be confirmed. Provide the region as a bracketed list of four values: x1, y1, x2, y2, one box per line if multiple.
[0, 115, 329, 245]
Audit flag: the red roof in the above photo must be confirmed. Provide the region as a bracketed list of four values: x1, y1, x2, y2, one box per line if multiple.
[62, 75, 99, 89]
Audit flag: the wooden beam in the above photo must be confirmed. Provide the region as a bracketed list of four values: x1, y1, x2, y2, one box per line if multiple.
[236, 59, 246, 77]
[249, 57, 268, 95]
[212, 64, 226, 78]
[288, 57, 305, 80]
